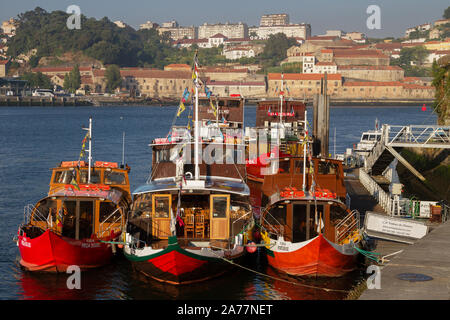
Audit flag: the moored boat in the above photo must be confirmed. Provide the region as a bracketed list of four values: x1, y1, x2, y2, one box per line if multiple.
[16, 119, 131, 272]
[246, 76, 361, 277]
[123, 54, 253, 285]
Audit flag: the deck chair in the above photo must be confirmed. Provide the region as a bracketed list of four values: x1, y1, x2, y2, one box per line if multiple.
[184, 213, 195, 238]
[195, 214, 205, 239]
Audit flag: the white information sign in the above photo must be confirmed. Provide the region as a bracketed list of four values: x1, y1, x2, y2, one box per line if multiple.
[419, 201, 438, 218]
[365, 212, 428, 240]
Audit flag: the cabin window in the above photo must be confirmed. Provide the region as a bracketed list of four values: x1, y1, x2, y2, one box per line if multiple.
[62, 201, 77, 238]
[227, 100, 240, 108]
[362, 134, 369, 141]
[156, 149, 171, 162]
[79, 201, 94, 239]
[292, 204, 307, 242]
[33, 199, 57, 221]
[99, 202, 120, 223]
[330, 204, 349, 227]
[53, 170, 75, 184]
[278, 160, 290, 173]
[318, 162, 338, 175]
[212, 196, 228, 218]
[294, 160, 310, 174]
[268, 204, 287, 226]
[80, 169, 101, 184]
[132, 194, 152, 217]
[154, 196, 170, 218]
[104, 171, 126, 185]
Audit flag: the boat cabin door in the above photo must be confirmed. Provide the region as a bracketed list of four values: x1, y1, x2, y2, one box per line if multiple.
[61, 200, 95, 240]
[210, 194, 230, 240]
[152, 194, 172, 239]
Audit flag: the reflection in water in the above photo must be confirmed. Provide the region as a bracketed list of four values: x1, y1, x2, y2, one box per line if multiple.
[11, 249, 364, 300]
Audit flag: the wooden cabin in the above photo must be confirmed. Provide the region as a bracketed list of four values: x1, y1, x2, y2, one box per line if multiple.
[25, 161, 131, 240]
[256, 100, 306, 127]
[261, 195, 354, 244]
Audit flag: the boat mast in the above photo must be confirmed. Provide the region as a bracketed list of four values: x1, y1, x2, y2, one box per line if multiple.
[88, 117, 92, 183]
[302, 109, 307, 192]
[82, 117, 93, 183]
[194, 53, 200, 181]
[279, 73, 284, 124]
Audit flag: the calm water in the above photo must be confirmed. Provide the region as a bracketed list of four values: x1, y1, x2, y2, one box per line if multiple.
[0, 105, 437, 300]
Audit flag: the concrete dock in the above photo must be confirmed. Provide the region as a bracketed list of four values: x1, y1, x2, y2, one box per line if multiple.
[359, 220, 450, 300]
[345, 167, 450, 300]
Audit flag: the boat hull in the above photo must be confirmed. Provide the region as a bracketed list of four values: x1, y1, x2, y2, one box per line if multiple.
[18, 229, 116, 272]
[124, 236, 244, 285]
[266, 234, 358, 277]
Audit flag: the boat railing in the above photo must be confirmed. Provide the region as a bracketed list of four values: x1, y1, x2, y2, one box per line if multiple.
[97, 206, 124, 238]
[259, 206, 284, 238]
[335, 209, 360, 244]
[23, 204, 52, 230]
[231, 209, 252, 243]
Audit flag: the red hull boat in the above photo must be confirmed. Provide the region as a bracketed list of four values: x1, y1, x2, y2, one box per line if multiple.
[16, 118, 131, 272]
[265, 234, 358, 277]
[18, 229, 120, 272]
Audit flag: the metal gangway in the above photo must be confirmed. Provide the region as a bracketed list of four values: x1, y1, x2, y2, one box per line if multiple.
[364, 124, 450, 181]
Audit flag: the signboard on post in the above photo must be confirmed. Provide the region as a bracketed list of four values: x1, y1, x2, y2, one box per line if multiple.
[364, 212, 428, 244]
[419, 201, 438, 218]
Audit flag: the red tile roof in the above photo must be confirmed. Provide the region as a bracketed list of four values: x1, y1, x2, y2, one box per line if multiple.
[0, 59, 9, 65]
[207, 80, 265, 86]
[315, 61, 336, 66]
[343, 81, 403, 87]
[337, 65, 403, 70]
[210, 33, 227, 39]
[200, 67, 248, 73]
[120, 69, 191, 79]
[268, 73, 342, 81]
[332, 49, 388, 58]
[32, 66, 92, 73]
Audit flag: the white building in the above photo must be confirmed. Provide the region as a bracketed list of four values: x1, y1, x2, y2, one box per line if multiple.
[313, 62, 337, 74]
[158, 25, 197, 40]
[223, 46, 263, 60]
[302, 55, 315, 73]
[425, 50, 450, 64]
[140, 21, 159, 30]
[198, 22, 248, 39]
[405, 23, 432, 37]
[260, 14, 289, 26]
[255, 24, 311, 40]
[208, 33, 227, 47]
[114, 21, 128, 28]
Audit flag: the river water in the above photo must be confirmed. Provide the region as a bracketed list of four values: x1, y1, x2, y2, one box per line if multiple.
[0, 105, 437, 300]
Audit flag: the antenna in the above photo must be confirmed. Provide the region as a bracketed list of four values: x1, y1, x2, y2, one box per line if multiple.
[120, 116, 125, 167]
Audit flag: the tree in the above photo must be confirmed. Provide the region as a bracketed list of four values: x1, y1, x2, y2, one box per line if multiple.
[260, 33, 297, 69]
[105, 64, 122, 93]
[444, 6, 450, 19]
[63, 65, 81, 93]
[21, 72, 52, 89]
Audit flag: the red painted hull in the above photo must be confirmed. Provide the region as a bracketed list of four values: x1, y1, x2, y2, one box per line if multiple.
[18, 229, 116, 272]
[267, 235, 357, 277]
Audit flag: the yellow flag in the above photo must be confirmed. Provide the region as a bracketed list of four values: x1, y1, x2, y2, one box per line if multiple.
[177, 102, 185, 117]
[210, 100, 217, 117]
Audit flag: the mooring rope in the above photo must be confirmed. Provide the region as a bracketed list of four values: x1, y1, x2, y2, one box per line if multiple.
[208, 246, 350, 293]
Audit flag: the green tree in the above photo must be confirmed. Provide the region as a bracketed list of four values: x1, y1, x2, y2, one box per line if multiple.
[21, 72, 52, 89]
[444, 6, 450, 19]
[105, 64, 122, 93]
[63, 65, 81, 93]
[260, 33, 297, 69]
